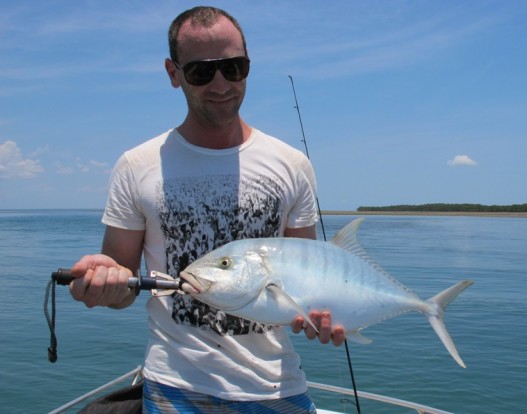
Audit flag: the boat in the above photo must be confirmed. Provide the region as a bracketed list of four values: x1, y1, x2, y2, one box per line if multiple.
[48, 366, 453, 414]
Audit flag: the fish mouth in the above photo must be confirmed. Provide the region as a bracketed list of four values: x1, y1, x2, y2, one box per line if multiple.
[178, 271, 205, 294]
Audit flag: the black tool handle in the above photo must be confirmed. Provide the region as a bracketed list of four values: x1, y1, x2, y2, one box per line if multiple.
[50, 268, 180, 292]
[50, 268, 139, 288]
[51, 268, 75, 285]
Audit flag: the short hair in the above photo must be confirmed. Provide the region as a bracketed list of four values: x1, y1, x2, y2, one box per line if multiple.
[168, 6, 248, 63]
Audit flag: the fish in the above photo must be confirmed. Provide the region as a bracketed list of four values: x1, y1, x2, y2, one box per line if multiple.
[179, 218, 473, 368]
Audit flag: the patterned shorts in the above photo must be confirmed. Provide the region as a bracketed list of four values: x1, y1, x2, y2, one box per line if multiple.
[143, 378, 317, 414]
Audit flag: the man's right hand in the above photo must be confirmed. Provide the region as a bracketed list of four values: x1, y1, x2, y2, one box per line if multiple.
[69, 254, 136, 309]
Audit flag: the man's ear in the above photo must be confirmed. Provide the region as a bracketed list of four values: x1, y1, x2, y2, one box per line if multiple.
[165, 58, 181, 88]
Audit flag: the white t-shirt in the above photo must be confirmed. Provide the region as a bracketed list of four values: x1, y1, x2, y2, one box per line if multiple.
[102, 128, 319, 400]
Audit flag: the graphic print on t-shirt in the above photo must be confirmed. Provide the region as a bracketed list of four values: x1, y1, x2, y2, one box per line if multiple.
[157, 173, 286, 336]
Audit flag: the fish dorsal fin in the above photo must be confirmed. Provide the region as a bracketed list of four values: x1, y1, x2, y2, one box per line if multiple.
[330, 218, 419, 297]
[330, 218, 363, 249]
[330, 218, 372, 262]
[266, 284, 319, 333]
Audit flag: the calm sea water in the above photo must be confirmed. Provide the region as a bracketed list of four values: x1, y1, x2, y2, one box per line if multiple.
[0, 210, 525, 413]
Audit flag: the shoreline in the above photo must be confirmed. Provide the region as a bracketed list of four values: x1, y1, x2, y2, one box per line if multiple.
[321, 210, 527, 218]
[1, 208, 526, 218]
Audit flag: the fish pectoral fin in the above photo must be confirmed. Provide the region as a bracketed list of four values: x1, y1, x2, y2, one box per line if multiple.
[265, 284, 319, 333]
[345, 330, 373, 345]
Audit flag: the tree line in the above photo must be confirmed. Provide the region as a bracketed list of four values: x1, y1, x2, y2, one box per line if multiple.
[357, 203, 527, 212]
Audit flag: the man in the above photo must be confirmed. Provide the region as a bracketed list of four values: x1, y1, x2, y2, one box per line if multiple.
[70, 6, 344, 413]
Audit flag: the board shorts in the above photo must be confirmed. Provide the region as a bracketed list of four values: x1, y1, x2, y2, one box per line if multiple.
[143, 378, 317, 413]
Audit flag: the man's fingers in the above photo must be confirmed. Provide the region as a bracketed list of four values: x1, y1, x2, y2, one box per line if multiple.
[304, 311, 320, 340]
[69, 264, 132, 308]
[70, 254, 120, 278]
[317, 311, 332, 344]
[69, 268, 93, 301]
[291, 316, 304, 334]
[331, 325, 346, 346]
[291, 310, 346, 346]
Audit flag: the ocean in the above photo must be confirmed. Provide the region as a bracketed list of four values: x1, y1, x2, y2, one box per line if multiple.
[0, 210, 525, 413]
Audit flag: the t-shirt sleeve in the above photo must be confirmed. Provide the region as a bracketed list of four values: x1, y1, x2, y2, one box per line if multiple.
[286, 155, 319, 229]
[102, 153, 146, 231]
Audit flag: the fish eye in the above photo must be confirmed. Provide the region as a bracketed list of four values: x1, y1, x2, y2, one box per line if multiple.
[218, 257, 232, 269]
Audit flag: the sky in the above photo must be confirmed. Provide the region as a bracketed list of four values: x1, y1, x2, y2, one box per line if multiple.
[1, 0, 526, 210]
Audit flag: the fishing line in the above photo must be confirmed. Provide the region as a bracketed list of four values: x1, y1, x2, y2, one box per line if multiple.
[288, 76, 362, 414]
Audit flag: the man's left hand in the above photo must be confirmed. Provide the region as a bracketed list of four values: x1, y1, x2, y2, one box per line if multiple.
[291, 310, 345, 346]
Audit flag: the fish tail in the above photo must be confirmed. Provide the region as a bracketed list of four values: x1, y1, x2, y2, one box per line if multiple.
[425, 280, 474, 368]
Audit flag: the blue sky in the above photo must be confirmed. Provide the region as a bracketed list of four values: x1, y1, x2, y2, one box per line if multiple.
[1, 0, 526, 210]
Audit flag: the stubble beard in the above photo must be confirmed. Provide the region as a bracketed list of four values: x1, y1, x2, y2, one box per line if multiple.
[200, 96, 243, 128]
[184, 84, 246, 129]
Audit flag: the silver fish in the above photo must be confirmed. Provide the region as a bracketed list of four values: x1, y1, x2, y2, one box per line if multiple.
[180, 218, 473, 368]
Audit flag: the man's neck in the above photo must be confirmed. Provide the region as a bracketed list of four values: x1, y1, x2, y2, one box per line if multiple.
[177, 117, 252, 149]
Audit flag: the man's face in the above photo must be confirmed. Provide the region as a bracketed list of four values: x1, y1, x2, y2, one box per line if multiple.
[174, 16, 247, 128]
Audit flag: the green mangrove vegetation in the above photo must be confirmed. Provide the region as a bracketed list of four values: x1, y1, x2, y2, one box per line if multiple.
[357, 203, 527, 213]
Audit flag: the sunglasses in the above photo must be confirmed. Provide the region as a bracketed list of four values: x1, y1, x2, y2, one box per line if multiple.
[174, 56, 250, 86]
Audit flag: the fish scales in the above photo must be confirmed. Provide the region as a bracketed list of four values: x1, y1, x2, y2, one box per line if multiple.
[258, 237, 419, 330]
[180, 218, 473, 367]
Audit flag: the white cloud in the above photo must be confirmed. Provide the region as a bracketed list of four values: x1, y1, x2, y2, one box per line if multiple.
[447, 154, 477, 167]
[75, 157, 91, 173]
[55, 158, 110, 175]
[89, 160, 109, 168]
[54, 162, 74, 175]
[0, 140, 44, 179]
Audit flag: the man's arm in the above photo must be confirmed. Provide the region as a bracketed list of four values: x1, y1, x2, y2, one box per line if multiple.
[101, 226, 144, 272]
[284, 224, 317, 239]
[69, 226, 145, 309]
[284, 224, 346, 346]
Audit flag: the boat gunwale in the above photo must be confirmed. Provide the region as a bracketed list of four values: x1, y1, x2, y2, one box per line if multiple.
[306, 380, 453, 414]
[48, 366, 453, 414]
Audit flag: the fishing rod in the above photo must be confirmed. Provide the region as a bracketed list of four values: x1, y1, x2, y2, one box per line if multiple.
[44, 269, 183, 363]
[288, 75, 327, 242]
[288, 75, 362, 414]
